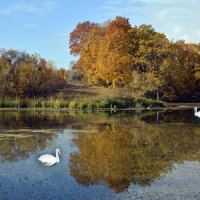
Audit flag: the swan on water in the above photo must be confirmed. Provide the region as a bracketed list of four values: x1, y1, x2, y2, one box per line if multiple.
[194, 107, 200, 118]
[38, 148, 61, 166]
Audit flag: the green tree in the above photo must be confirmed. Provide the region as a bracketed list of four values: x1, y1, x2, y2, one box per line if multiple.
[129, 25, 172, 99]
[128, 71, 160, 99]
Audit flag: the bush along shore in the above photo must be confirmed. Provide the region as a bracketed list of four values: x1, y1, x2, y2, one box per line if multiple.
[0, 98, 165, 110]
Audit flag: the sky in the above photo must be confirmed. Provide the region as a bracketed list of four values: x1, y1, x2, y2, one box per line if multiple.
[0, 0, 199, 69]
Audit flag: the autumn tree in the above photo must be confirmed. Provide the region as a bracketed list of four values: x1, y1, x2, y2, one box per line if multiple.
[37, 61, 67, 97]
[0, 49, 31, 97]
[97, 30, 133, 86]
[94, 17, 132, 87]
[0, 49, 67, 98]
[105, 16, 131, 34]
[160, 41, 200, 101]
[129, 25, 171, 72]
[129, 25, 172, 99]
[78, 25, 105, 84]
[15, 57, 39, 97]
[69, 16, 200, 102]
[128, 71, 160, 99]
[69, 21, 96, 56]
[0, 56, 11, 97]
[70, 17, 134, 86]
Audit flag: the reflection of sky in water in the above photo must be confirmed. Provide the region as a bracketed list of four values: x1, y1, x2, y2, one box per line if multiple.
[0, 133, 115, 200]
[126, 162, 200, 200]
[0, 110, 200, 199]
[1, 132, 200, 200]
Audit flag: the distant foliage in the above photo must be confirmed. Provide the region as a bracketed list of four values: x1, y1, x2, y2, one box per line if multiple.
[0, 49, 67, 98]
[69, 16, 200, 102]
[68, 70, 84, 82]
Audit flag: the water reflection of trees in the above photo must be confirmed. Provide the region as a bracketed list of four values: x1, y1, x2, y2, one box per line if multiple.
[142, 109, 196, 124]
[0, 110, 133, 163]
[70, 116, 200, 192]
[0, 132, 57, 163]
[1, 109, 200, 191]
[0, 110, 131, 129]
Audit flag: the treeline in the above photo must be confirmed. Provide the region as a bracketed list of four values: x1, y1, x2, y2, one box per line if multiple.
[0, 49, 68, 98]
[70, 16, 200, 102]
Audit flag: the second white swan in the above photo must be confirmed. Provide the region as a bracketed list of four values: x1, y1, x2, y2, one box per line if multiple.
[194, 107, 200, 118]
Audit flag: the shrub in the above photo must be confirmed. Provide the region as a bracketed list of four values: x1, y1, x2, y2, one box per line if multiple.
[1, 99, 19, 108]
[68, 70, 84, 82]
[98, 98, 135, 109]
[60, 101, 69, 108]
[77, 101, 88, 110]
[69, 101, 77, 109]
[140, 98, 165, 108]
[53, 100, 61, 109]
[19, 100, 28, 108]
[98, 99, 110, 108]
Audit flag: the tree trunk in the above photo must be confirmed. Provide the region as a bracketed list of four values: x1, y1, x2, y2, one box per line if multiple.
[157, 89, 159, 101]
[156, 111, 160, 123]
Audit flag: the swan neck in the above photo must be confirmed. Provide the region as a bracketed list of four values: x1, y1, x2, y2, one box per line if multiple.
[56, 150, 60, 163]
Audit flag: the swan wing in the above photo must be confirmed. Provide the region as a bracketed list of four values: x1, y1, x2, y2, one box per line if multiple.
[43, 162, 55, 167]
[197, 112, 200, 117]
[38, 154, 57, 166]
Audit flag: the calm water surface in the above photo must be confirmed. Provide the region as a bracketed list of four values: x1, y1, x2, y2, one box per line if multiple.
[0, 109, 200, 200]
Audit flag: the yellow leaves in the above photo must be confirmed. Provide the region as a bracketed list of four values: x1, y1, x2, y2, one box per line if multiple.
[0, 49, 67, 98]
[129, 24, 171, 73]
[96, 30, 133, 86]
[129, 71, 159, 98]
[160, 42, 200, 100]
[70, 17, 200, 101]
[73, 17, 134, 86]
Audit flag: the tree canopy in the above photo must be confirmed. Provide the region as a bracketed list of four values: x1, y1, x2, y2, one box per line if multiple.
[0, 49, 67, 98]
[70, 16, 200, 102]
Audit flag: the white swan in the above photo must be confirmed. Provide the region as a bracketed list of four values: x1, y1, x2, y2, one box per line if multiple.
[194, 107, 200, 118]
[38, 148, 61, 166]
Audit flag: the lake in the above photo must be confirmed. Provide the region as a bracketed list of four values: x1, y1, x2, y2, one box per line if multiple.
[0, 109, 200, 200]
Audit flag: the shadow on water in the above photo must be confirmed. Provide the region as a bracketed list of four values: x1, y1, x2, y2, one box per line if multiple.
[1, 109, 200, 198]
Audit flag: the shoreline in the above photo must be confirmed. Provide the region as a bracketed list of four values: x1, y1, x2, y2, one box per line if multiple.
[0, 99, 199, 111]
[0, 106, 196, 111]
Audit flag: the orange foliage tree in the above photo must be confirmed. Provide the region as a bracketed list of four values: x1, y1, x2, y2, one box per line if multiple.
[69, 16, 200, 101]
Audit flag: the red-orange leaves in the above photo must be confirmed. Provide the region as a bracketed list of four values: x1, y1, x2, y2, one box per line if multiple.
[69, 21, 95, 55]
[106, 16, 131, 34]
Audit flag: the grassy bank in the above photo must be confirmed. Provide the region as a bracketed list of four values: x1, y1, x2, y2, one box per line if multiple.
[0, 98, 165, 110]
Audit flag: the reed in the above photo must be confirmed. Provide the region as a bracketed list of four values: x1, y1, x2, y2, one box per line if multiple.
[0, 98, 165, 109]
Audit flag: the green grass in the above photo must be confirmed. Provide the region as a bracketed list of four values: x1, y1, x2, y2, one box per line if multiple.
[0, 98, 165, 110]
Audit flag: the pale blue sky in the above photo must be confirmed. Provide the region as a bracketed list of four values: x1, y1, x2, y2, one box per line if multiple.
[0, 0, 199, 69]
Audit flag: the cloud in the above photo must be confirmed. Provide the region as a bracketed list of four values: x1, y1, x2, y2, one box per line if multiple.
[0, 0, 57, 16]
[22, 23, 36, 29]
[101, 0, 200, 43]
